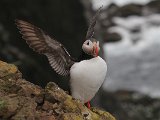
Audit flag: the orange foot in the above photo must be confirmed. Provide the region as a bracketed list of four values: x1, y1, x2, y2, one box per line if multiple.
[85, 101, 91, 109]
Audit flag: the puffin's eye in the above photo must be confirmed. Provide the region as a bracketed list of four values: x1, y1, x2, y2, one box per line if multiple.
[87, 41, 90, 45]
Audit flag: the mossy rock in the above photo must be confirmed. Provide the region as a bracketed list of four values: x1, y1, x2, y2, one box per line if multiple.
[0, 60, 116, 120]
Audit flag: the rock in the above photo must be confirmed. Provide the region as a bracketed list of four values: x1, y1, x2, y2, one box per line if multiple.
[100, 90, 160, 120]
[103, 32, 122, 43]
[146, 1, 160, 13]
[115, 4, 143, 17]
[0, 60, 116, 120]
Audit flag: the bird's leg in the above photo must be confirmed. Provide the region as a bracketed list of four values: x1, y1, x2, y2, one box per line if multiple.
[87, 101, 91, 109]
[85, 101, 91, 109]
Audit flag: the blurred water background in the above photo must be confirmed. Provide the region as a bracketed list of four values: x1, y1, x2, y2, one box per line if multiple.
[0, 0, 160, 120]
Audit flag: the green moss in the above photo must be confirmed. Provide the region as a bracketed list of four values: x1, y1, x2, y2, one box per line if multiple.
[61, 113, 83, 120]
[0, 100, 7, 110]
[45, 82, 58, 90]
[0, 81, 13, 92]
[63, 98, 80, 112]
[0, 80, 21, 94]
[91, 108, 116, 120]
[0, 61, 18, 78]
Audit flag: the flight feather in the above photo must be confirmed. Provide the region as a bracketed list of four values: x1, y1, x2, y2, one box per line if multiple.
[15, 20, 74, 76]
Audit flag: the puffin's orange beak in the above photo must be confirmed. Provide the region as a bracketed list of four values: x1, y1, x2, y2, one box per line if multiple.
[93, 41, 99, 57]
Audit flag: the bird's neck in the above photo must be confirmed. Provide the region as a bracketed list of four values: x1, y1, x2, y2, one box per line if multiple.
[78, 51, 93, 61]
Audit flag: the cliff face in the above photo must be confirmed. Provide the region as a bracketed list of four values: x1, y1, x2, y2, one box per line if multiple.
[0, 0, 87, 89]
[0, 60, 116, 120]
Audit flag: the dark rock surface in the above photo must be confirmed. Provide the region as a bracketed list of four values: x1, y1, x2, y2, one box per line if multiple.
[100, 90, 160, 120]
[103, 32, 122, 43]
[0, 0, 87, 89]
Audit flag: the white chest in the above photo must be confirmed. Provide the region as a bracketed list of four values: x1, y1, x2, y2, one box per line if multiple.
[70, 56, 107, 103]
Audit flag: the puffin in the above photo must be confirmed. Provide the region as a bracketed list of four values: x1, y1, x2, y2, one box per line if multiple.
[15, 8, 107, 108]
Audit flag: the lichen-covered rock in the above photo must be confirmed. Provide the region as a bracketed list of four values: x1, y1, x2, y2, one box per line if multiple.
[0, 60, 116, 120]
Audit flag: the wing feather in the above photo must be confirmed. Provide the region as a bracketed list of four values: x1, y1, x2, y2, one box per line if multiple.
[86, 7, 102, 39]
[15, 19, 74, 76]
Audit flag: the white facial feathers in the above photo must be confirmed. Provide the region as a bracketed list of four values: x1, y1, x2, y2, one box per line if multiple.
[82, 39, 100, 57]
[82, 40, 94, 55]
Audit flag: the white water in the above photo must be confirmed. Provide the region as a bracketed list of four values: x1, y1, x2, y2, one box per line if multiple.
[92, 0, 151, 9]
[91, 0, 160, 98]
[103, 14, 160, 98]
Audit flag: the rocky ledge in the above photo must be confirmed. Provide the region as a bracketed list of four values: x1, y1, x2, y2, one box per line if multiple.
[0, 60, 116, 120]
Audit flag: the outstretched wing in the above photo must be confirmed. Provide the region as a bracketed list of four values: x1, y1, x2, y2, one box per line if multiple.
[86, 7, 102, 40]
[15, 19, 75, 76]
